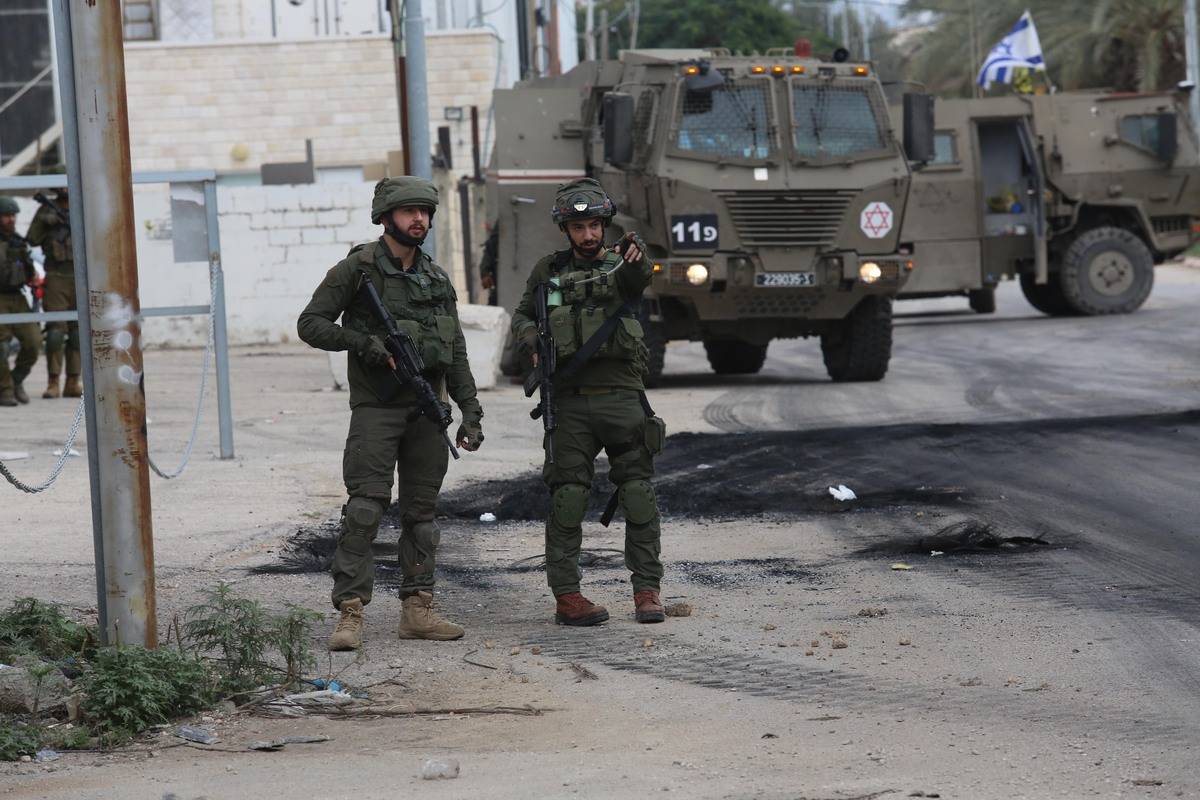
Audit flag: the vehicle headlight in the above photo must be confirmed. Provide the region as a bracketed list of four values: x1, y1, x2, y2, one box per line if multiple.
[858, 261, 882, 284]
[686, 263, 709, 286]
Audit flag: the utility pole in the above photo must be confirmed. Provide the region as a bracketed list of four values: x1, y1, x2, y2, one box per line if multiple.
[51, 0, 156, 648]
[1186, 0, 1200, 146]
[585, 0, 596, 60]
[841, 0, 850, 50]
[630, 0, 640, 51]
[600, 8, 609, 60]
[404, 0, 435, 256]
[861, 9, 871, 62]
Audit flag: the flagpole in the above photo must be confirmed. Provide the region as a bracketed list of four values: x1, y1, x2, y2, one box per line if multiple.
[969, 0, 982, 97]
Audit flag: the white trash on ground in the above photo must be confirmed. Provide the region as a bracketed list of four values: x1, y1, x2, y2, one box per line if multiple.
[828, 484, 857, 502]
[421, 758, 461, 780]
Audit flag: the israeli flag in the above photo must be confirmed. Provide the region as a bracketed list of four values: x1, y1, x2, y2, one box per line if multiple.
[977, 10, 1045, 89]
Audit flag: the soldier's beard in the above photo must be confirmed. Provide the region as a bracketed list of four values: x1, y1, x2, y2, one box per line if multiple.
[0, 221, 13, 236]
[572, 238, 602, 259]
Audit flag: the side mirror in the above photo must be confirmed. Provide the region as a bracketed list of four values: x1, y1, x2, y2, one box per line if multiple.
[902, 93, 935, 165]
[603, 92, 635, 166]
[1156, 112, 1178, 163]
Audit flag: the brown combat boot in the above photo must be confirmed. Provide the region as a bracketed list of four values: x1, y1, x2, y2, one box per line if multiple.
[12, 382, 29, 404]
[0, 388, 16, 407]
[555, 592, 610, 626]
[328, 598, 365, 651]
[397, 591, 464, 640]
[42, 375, 60, 399]
[63, 375, 82, 398]
[634, 590, 665, 624]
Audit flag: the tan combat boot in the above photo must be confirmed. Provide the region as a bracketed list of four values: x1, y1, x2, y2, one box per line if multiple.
[63, 375, 82, 398]
[328, 598, 365, 651]
[634, 590, 666, 624]
[43, 374, 60, 399]
[397, 591, 464, 640]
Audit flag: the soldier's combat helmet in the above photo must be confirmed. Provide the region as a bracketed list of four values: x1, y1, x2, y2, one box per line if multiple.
[552, 178, 616, 227]
[371, 176, 439, 224]
[0, 197, 19, 215]
[371, 176, 438, 246]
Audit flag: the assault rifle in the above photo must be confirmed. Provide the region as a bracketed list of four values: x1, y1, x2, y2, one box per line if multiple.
[357, 270, 460, 460]
[523, 281, 557, 463]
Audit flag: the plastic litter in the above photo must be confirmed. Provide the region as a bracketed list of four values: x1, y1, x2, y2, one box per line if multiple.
[828, 484, 857, 502]
[309, 679, 343, 692]
[697, 464, 713, 470]
[175, 725, 219, 745]
[248, 735, 330, 751]
[34, 749, 60, 763]
[930, 550, 945, 557]
[420, 758, 461, 780]
[51, 448, 81, 458]
[479, 512, 497, 523]
[890, 563, 913, 571]
[0, 451, 30, 461]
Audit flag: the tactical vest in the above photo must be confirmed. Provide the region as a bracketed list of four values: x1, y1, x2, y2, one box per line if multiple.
[342, 241, 456, 374]
[1, 237, 31, 292]
[546, 250, 646, 368]
[35, 208, 72, 268]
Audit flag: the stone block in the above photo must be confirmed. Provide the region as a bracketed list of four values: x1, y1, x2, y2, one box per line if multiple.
[0, 661, 70, 715]
[457, 304, 510, 391]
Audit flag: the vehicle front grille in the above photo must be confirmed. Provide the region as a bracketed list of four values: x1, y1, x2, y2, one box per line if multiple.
[717, 189, 857, 248]
[729, 289, 827, 317]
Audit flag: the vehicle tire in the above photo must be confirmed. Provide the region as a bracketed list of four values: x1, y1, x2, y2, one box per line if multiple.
[968, 287, 996, 314]
[1019, 273, 1074, 316]
[703, 339, 768, 375]
[1058, 226, 1154, 315]
[820, 296, 893, 382]
[641, 319, 667, 387]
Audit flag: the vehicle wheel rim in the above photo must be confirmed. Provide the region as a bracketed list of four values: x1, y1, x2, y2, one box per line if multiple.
[1087, 250, 1135, 297]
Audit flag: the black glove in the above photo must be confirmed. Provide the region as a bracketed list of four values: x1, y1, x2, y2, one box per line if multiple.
[357, 334, 391, 367]
[456, 420, 484, 451]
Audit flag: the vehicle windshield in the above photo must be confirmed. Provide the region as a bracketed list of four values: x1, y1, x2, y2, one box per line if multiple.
[676, 82, 772, 160]
[792, 84, 886, 161]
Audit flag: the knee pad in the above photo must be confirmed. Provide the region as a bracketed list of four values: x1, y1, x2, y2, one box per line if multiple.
[551, 484, 590, 529]
[344, 496, 383, 533]
[45, 328, 65, 354]
[404, 520, 441, 551]
[619, 480, 658, 526]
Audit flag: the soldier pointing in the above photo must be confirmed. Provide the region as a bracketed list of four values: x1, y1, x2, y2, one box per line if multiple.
[299, 177, 484, 651]
[511, 178, 668, 626]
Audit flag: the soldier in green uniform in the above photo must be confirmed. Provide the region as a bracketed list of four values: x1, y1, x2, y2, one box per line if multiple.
[0, 197, 40, 407]
[298, 177, 485, 651]
[511, 178, 667, 626]
[25, 188, 80, 400]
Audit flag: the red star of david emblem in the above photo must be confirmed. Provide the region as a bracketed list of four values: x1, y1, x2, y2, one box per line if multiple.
[861, 203, 892, 237]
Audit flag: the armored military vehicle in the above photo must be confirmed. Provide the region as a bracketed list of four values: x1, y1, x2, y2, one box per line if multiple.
[893, 90, 1200, 315]
[487, 48, 934, 382]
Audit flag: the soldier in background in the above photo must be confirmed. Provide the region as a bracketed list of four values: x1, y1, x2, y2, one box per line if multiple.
[0, 197, 40, 407]
[26, 188, 80, 399]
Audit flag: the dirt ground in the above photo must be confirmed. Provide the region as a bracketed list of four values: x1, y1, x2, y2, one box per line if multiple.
[2, 268, 1199, 799]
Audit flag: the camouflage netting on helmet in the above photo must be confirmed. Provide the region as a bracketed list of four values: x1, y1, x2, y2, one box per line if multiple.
[552, 178, 616, 226]
[371, 177, 439, 224]
[0, 197, 19, 215]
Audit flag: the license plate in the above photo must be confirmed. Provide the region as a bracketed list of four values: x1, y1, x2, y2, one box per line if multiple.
[755, 272, 817, 288]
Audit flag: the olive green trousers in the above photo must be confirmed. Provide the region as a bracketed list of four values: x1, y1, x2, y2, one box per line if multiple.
[541, 388, 663, 596]
[331, 403, 450, 609]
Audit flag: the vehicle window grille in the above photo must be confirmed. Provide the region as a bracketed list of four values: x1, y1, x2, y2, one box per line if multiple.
[676, 80, 773, 160]
[792, 83, 889, 162]
[716, 189, 858, 247]
[633, 89, 659, 167]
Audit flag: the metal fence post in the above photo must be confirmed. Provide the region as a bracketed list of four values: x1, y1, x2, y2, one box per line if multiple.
[203, 179, 235, 459]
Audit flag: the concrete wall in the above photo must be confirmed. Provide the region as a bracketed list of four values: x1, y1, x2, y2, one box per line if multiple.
[123, 31, 499, 176]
